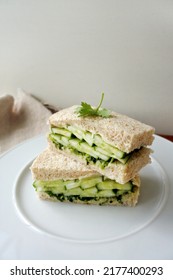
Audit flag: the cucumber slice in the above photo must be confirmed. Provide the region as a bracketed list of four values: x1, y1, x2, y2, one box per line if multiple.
[94, 135, 103, 145]
[69, 139, 95, 157]
[80, 176, 102, 189]
[81, 187, 98, 197]
[69, 139, 97, 159]
[51, 127, 71, 138]
[67, 125, 94, 146]
[33, 181, 65, 194]
[64, 187, 82, 196]
[115, 182, 132, 191]
[51, 134, 69, 147]
[95, 146, 111, 157]
[69, 138, 81, 150]
[83, 131, 94, 146]
[93, 148, 110, 161]
[45, 185, 65, 194]
[97, 189, 115, 197]
[94, 135, 125, 159]
[101, 143, 124, 159]
[67, 126, 83, 140]
[33, 180, 64, 188]
[64, 180, 80, 190]
[79, 142, 109, 161]
[80, 142, 98, 158]
[97, 181, 116, 190]
[61, 136, 69, 146]
[97, 180, 132, 191]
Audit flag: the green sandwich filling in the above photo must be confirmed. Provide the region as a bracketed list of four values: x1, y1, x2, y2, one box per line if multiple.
[33, 175, 136, 204]
[49, 125, 133, 169]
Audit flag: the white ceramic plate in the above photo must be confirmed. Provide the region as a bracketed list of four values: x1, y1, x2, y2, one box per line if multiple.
[0, 135, 173, 259]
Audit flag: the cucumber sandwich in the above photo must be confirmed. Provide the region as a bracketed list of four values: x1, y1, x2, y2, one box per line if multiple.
[48, 105, 154, 184]
[30, 149, 140, 206]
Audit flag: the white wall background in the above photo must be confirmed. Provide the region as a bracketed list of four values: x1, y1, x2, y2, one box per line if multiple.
[0, 0, 173, 134]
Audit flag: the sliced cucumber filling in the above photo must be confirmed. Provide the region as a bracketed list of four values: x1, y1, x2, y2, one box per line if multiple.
[33, 175, 134, 199]
[50, 125, 130, 165]
[51, 127, 72, 138]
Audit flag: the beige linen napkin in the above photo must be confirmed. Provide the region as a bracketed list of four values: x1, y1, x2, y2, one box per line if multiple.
[0, 89, 52, 155]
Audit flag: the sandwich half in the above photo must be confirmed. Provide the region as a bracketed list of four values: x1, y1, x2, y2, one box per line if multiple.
[48, 105, 154, 184]
[30, 149, 141, 206]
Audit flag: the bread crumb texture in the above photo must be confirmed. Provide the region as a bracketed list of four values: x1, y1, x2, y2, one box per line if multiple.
[30, 148, 98, 180]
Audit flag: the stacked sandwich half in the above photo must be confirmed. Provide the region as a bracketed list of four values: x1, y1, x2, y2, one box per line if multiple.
[31, 105, 155, 206]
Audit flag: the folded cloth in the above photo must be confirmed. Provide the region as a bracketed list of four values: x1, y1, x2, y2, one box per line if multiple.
[0, 89, 52, 155]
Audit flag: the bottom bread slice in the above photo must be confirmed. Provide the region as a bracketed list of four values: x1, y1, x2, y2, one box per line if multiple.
[31, 149, 140, 207]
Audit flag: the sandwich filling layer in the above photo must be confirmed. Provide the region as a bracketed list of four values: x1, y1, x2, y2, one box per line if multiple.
[49, 125, 143, 168]
[33, 175, 139, 205]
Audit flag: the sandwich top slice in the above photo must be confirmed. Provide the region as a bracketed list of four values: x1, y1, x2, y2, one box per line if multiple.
[48, 105, 154, 183]
[30, 149, 141, 206]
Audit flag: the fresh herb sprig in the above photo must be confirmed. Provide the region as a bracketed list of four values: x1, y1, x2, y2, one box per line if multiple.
[75, 93, 110, 118]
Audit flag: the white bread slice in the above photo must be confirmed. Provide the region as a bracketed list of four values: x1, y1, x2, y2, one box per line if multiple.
[48, 139, 151, 184]
[30, 149, 140, 206]
[49, 105, 155, 153]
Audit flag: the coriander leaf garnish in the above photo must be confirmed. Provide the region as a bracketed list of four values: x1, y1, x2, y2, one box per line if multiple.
[75, 93, 110, 118]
